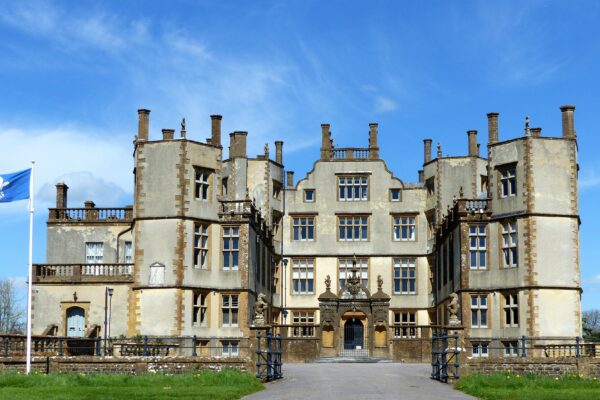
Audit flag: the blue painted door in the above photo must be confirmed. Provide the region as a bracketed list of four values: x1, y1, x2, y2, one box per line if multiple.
[66, 307, 85, 337]
[344, 318, 364, 349]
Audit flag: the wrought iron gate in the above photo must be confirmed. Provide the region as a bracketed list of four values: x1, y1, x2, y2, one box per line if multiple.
[344, 318, 364, 350]
[431, 328, 460, 382]
[255, 330, 282, 381]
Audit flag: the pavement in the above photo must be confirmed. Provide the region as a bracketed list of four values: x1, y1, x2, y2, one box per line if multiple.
[243, 363, 477, 400]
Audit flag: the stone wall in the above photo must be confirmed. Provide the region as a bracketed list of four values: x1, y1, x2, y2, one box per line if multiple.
[280, 338, 319, 363]
[391, 339, 431, 362]
[0, 356, 251, 375]
[463, 358, 600, 378]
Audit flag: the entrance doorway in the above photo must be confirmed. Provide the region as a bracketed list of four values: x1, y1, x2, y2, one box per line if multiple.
[343, 318, 364, 350]
[66, 306, 85, 337]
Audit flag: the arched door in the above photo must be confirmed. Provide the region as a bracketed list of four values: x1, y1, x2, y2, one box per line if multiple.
[66, 307, 85, 337]
[343, 318, 364, 349]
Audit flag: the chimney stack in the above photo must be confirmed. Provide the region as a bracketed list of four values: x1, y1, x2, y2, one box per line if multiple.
[560, 105, 576, 138]
[210, 115, 222, 146]
[55, 183, 68, 208]
[229, 131, 248, 158]
[162, 129, 174, 140]
[320, 124, 332, 160]
[369, 123, 379, 159]
[137, 109, 150, 141]
[84, 200, 95, 209]
[418, 170, 424, 183]
[275, 141, 283, 164]
[467, 130, 478, 156]
[487, 112, 499, 145]
[423, 139, 432, 163]
[531, 127, 542, 137]
[287, 171, 294, 188]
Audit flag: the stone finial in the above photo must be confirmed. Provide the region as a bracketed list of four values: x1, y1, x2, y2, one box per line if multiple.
[264, 143, 269, 157]
[377, 275, 383, 290]
[525, 116, 531, 136]
[437, 143, 442, 158]
[325, 275, 331, 291]
[459, 186, 464, 198]
[181, 118, 186, 138]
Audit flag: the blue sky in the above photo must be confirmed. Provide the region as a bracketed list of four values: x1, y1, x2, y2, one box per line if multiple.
[0, 0, 599, 310]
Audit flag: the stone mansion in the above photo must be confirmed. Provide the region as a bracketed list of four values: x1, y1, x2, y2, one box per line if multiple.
[31, 105, 581, 360]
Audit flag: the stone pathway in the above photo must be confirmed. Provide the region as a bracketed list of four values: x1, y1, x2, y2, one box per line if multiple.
[243, 363, 476, 400]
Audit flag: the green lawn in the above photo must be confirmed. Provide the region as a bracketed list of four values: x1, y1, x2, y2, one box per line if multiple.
[0, 369, 264, 400]
[455, 373, 600, 400]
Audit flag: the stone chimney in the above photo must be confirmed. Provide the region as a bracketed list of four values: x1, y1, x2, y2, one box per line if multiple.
[560, 105, 576, 138]
[229, 131, 248, 158]
[423, 139, 432, 163]
[287, 171, 294, 188]
[369, 123, 379, 159]
[210, 115, 222, 146]
[320, 124, 332, 160]
[467, 130, 478, 157]
[162, 129, 174, 140]
[84, 200, 95, 208]
[275, 141, 283, 164]
[418, 170, 424, 183]
[55, 183, 68, 208]
[531, 127, 542, 137]
[487, 112, 499, 145]
[137, 109, 150, 141]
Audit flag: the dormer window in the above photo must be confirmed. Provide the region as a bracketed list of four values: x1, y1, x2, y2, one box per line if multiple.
[304, 189, 315, 202]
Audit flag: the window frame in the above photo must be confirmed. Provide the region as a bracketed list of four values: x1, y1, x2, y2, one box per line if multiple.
[337, 215, 369, 241]
[503, 341, 519, 358]
[470, 294, 488, 328]
[390, 188, 402, 202]
[337, 175, 369, 202]
[85, 242, 104, 264]
[194, 223, 210, 270]
[392, 214, 417, 242]
[192, 291, 209, 327]
[393, 311, 417, 338]
[472, 342, 489, 358]
[291, 258, 315, 295]
[469, 225, 487, 270]
[221, 293, 239, 327]
[291, 310, 316, 337]
[498, 163, 517, 198]
[503, 293, 519, 327]
[303, 189, 315, 203]
[222, 226, 240, 271]
[501, 221, 518, 268]
[291, 215, 316, 242]
[393, 258, 417, 295]
[221, 340, 239, 357]
[194, 167, 212, 201]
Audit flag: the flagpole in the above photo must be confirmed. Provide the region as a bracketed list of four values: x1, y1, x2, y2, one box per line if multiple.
[26, 161, 34, 374]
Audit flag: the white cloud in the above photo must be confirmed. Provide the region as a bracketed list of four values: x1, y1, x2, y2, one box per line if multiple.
[374, 96, 397, 113]
[584, 274, 600, 285]
[38, 172, 130, 208]
[0, 126, 133, 214]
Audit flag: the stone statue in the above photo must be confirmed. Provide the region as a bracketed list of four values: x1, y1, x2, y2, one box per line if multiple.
[377, 274, 383, 290]
[253, 293, 268, 326]
[181, 118, 186, 138]
[264, 143, 269, 156]
[447, 292, 460, 326]
[325, 274, 331, 291]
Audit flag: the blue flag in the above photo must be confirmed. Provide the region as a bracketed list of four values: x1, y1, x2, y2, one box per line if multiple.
[0, 169, 31, 202]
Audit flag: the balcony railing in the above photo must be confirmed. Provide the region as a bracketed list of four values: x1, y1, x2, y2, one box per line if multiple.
[48, 207, 133, 223]
[330, 148, 371, 160]
[33, 264, 134, 283]
[219, 200, 252, 215]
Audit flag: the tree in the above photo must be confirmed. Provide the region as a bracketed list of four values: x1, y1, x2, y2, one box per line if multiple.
[582, 309, 600, 338]
[0, 279, 25, 333]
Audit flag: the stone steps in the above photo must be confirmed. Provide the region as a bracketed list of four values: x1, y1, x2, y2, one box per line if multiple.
[314, 357, 395, 363]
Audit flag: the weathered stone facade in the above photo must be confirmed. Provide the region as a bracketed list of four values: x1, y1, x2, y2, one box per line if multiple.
[31, 105, 581, 363]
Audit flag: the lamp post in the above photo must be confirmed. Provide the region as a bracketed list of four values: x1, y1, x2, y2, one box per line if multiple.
[104, 287, 113, 355]
[282, 258, 288, 324]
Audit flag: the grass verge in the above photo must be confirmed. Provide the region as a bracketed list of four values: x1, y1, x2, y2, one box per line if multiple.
[455, 373, 600, 400]
[0, 369, 264, 400]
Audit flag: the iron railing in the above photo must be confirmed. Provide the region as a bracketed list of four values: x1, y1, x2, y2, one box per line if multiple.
[255, 330, 283, 381]
[431, 328, 460, 383]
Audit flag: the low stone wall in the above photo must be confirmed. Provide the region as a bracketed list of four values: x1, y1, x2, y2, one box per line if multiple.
[463, 358, 600, 378]
[0, 356, 251, 375]
[281, 338, 319, 363]
[391, 339, 431, 363]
